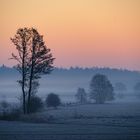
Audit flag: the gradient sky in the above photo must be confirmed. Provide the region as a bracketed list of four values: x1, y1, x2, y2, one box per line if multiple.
[0, 0, 140, 70]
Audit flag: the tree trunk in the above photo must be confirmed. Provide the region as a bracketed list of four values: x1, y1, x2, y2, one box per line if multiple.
[22, 42, 26, 114]
[22, 83, 26, 114]
[27, 66, 33, 114]
[27, 42, 35, 114]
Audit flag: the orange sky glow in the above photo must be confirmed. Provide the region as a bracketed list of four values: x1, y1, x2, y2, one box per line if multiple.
[0, 0, 140, 70]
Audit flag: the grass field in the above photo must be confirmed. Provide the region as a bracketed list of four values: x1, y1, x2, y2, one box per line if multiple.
[0, 102, 140, 140]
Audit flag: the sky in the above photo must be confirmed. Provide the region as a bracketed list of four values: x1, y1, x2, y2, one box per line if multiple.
[0, 0, 140, 70]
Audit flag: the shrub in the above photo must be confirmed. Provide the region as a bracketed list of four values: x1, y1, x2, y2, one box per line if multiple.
[46, 93, 61, 108]
[0, 101, 21, 121]
[28, 96, 43, 113]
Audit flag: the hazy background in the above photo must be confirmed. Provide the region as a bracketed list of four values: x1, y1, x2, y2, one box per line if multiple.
[0, 66, 140, 103]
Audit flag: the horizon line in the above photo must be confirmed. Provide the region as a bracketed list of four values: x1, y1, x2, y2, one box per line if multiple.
[0, 64, 139, 73]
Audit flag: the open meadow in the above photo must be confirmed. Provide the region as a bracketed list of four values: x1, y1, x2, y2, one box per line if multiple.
[0, 101, 140, 140]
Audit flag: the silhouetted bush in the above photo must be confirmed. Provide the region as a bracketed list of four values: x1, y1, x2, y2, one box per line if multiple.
[28, 96, 43, 113]
[46, 93, 61, 108]
[0, 101, 21, 121]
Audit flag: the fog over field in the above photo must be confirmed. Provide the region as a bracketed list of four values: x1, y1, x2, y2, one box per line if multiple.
[1, 102, 140, 140]
[0, 65, 140, 103]
[1, 66, 140, 140]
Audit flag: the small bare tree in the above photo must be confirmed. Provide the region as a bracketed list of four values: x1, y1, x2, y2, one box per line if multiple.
[11, 28, 55, 114]
[75, 88, 87, 104]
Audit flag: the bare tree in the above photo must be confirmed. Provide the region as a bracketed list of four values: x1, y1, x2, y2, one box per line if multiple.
[11, 28, 31, 114]
[11, 28, 55, 114]
[75, 88, 87, 104]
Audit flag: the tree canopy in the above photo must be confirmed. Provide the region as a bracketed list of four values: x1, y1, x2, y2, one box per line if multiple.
[11, 27, 55, 114]
[90, 74, 114, 104]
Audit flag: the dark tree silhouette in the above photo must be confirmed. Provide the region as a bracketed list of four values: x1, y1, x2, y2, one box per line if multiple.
[11, 28, 31, 114]
[28, 96, 43, 113]
[46, 93, 61, 108]
[11, 28, 55, 114]
[75, 88, 87, 104]
[90, 74, 114, 104]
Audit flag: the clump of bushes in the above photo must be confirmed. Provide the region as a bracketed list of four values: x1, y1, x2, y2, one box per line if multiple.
[0, 96, 44, 121]
[28, 96, 43, 113]
[0, 101, 21, 121]
[0, 108, 21, 121]
[45, 93, 61, 108]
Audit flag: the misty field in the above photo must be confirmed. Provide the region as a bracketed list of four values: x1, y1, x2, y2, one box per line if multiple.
[0, 102, 140, 140]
